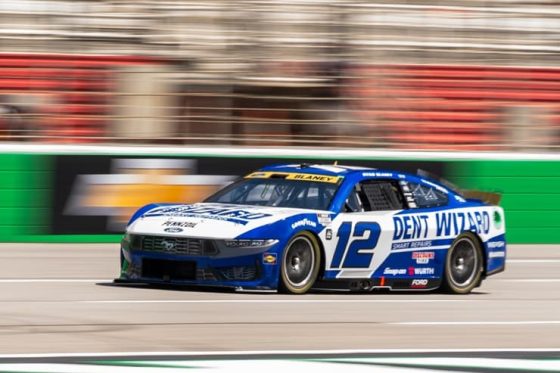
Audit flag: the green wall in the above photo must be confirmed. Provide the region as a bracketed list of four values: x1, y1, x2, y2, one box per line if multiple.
[0, 152, 558, 243]
[447, 160, 559, 244]
[0, 154, 51, 241]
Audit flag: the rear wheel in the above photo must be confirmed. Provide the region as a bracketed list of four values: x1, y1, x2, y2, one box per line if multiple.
[442, 233, 483, 294]
[279, 232, 321, 294]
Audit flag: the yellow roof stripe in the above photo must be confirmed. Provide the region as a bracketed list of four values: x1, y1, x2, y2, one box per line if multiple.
[245, 171, 342, 184]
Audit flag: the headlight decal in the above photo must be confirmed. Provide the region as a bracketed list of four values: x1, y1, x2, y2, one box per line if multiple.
[223, 239, 278, 248]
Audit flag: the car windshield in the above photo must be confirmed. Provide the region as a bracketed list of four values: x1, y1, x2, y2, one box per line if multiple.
[205, 178, 339, 210]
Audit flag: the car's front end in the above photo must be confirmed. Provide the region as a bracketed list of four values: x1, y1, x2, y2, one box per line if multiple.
[120, 234, 282, 291]
[117, 203, 326, 291]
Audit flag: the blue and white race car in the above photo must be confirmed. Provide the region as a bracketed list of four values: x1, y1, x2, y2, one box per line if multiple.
[118, 164, 506, 294]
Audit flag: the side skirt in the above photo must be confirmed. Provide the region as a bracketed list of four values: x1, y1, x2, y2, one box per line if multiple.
[314, 278, 442, 292]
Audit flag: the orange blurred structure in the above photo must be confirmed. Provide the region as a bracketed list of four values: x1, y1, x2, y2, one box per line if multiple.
[0, 1, 559, 150]
[348, 64, 560, 150]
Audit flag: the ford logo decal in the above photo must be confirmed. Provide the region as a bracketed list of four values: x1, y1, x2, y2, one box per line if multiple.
[164, 227, 183, 233]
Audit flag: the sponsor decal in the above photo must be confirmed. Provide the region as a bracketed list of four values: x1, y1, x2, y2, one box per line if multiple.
[414, 267, 435, 275]
[412, 251, 435, 264]
[163, 227, 183, 233]
[411, 240, 433, 248]
[146, 205, 272, 225]
[393, 215, 430, 240]
[325, 229, 333, 240]
[362, 172, 393, 178]
[409, 266, 435, 276]
[411, 279, 428, 288]
[162, 221, 197, 228]
[384, 267, 406, 276]
[393, 211, 491, 241]
[487, 241, 505, 249]
[245, 172, 341, 184]
[391, 240, 433, 250]
[263, 253, 277, 265]
[317, 213, 332, 225]
[247, 172, 268, 178]
[291, 218, 317, 230]
[488, 251, 506, 258]
[435, 211, 490, 236]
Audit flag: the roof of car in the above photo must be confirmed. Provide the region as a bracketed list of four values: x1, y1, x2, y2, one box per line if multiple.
[259, 163, 380, 176]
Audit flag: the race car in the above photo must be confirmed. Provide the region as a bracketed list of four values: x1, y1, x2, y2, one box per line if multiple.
[118, 163, 506, 294]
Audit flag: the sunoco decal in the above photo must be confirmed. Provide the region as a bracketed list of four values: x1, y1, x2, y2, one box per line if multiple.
[263, 253, 277, 265]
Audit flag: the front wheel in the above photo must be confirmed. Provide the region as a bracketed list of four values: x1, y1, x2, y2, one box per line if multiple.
[441, 233, 483, 294]
[279, 232, 321, 294]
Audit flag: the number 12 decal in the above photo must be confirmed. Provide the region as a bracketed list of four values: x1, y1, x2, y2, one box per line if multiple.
[331, 221, 381, 269]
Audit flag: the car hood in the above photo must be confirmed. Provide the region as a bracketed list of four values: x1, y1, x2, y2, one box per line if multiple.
[127, 202, 326, 239]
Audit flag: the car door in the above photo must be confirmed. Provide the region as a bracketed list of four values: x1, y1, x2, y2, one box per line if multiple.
[323, 178, 407, 279]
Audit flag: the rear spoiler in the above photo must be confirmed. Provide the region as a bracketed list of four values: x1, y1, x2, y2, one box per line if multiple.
[461, 190, 502, 205]
[417, 169, 501, 205]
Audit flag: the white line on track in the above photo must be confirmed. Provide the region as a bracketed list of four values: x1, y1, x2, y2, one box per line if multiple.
[1, 348, 560, 359]
[507, 259, 560, 263]
[498, 279, 560, 282]
[395, 321, 560, 326]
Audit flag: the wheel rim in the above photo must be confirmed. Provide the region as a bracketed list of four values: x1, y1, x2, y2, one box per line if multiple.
[449, 238, 478, 287]
[283, 236, 315, 288]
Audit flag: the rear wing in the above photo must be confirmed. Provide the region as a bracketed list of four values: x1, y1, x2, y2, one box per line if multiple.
[417, 169, 501, 205]
[461, 190, 502, 205]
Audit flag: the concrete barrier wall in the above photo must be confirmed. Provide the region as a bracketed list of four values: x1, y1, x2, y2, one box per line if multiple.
[0, 146, 557, 243]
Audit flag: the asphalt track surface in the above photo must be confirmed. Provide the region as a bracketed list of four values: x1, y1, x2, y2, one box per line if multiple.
[0, 244, 559, 355]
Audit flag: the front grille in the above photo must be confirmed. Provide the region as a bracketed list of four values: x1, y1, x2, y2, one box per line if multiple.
[196, 268, 218, 281]
[142, 258, 196, 280]
[218, 266, 257, 281]
[134, 235, 217, 256]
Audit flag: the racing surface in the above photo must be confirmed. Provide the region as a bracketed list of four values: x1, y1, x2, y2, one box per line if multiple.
[0, 244, 558, 354]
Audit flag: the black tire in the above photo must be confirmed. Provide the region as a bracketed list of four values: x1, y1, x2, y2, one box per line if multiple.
[441, 233, 483, 294]
[279, 232, 321, 294]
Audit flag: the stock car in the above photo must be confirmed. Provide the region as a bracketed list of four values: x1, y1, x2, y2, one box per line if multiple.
[117, 164, 506, 294]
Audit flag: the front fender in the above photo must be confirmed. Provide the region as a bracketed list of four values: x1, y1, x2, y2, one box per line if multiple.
[235, 213, 327, 242]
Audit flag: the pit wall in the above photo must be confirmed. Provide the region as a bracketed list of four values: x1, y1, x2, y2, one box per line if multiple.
[0, 146, 558, 244]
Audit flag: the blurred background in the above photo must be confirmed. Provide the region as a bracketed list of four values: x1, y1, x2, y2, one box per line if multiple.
[0, 0, 559, 150]
[1, 0, 559, 243]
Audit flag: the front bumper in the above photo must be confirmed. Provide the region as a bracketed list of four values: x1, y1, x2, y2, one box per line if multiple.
[119, 243, 281, 291]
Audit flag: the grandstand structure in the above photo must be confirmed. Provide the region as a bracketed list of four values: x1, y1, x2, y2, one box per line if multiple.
[0, 0, 559, 149]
